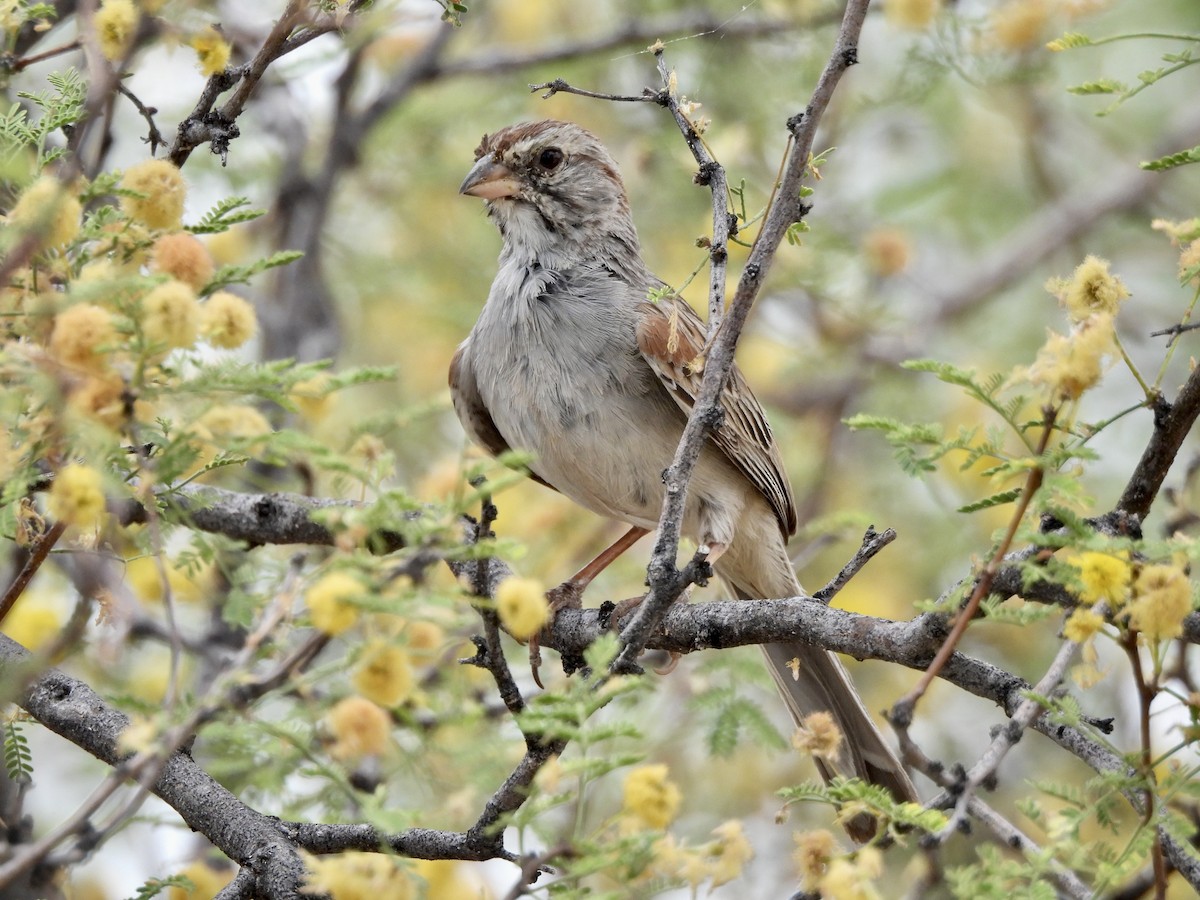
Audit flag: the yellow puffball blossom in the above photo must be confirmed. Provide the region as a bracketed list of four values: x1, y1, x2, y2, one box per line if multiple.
[820, 846, 883, 900]
[622, 763, 682, 830]
[494, 576, 549, 640]
[3, 597, 61, 650]
[326, 696, 391, 760]
[1026, 312, 1116, 402]
[1069, 551, 1132, 605]
[1064, 606, 1105, 643]
[94, 0, 139, 61]
[352, 643, 414, 708]
[708, 820, 754, 888]
[69, 374, 129, 429]
[794, 829, 838, 891]
[8, 176, 81, 249]
[1128, 565, 1193, 642]
[197, 404, 272, 442]
[201, 291, 258, 349]
[885, 0, 940, 29]
[47, 463, 106, 528]
[168, 862, 234, 899]
[1050, 255, 1131, 323]
[861, 228, 910, 277]
[290, 374, 334, 422]
[151, 232, 213, 290]
[121, 158, 186, 230]
[303, 852, 414, 900]
[792, 711, 843, 762]
[190, 26, 231, 77]
[405, 619, 445, 665]
[306, 571, 363, 635]
[990, 0, 1050, 51]
[142, 279, 200, 349]
[49, 303, 117, 373]
[1179, 240, 1200, 284]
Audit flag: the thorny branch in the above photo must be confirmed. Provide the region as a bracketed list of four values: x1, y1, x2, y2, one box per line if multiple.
[611, 0, 874, 677]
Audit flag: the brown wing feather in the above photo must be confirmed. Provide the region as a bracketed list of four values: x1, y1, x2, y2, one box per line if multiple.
[635, 298, 798, 537]
[449, 342, 557, 492]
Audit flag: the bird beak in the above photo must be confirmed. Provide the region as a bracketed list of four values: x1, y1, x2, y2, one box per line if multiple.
[459, 156, 521, 200]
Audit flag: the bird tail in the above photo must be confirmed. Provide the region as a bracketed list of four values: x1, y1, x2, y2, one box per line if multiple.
[724, 576, 917, 841]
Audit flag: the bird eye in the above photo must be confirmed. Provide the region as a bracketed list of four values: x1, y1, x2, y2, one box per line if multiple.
[537, 147, 565, 172]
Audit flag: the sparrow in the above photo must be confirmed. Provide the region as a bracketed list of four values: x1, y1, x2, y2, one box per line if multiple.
[450, 120, 916, 837]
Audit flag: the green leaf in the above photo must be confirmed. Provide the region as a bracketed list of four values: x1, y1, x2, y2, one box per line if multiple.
[205, 249, 304, 293]
[957, 488, 1022, 513]
[125, 876, 193, 900]
[1066, 79, 1128, 95]
[187, 196, 267, 235]
[4, 720, 32, 780]
[1046, 32, 1093, 51]
[1141, 144, 1200, 171]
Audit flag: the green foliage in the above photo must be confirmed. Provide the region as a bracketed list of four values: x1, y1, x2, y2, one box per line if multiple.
[1056, 29, 1200, 166]
[1, 67, 85, 166]
[780, 777, 948, 838]
[3, 718, 32, 780]
[204, 249, 305, 295]
[186, 197, 267, 235]
[125, 876, 193, 900]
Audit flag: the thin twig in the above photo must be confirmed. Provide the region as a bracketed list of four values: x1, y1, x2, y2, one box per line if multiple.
[0, 520, 67, 625]
[813, 526, 896, 603]
[893, 407, 1056, 718]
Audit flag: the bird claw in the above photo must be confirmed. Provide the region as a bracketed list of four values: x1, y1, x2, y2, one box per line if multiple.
[529, 580, 588, 688]
[653, 651, 682, 676]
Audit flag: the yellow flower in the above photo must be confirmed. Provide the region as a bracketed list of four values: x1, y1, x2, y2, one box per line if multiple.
[190, 26, 231, 77]
[1051, 255, 1130, 322]
[303, 852, 413, 900]
[494, 576, 549, 640]
[794, 829, 838, 891]
[201, 291, 258, 349]
[990, 0, 1050, 51]
[290, 374, 334, 422]
[306, 571, 363, 635]
[8, 176, 81, 249]
[708, 820, 754, 888]
[1025, 312, 1116, 401]
[1063, 606, 1105, 643]
[1128, 565, 1193, 642]
[142, 280, 200, 349]
[622, 763, 682, 830]
[47, 463, 106, 529]
[352, 643, 414, 708]
[168, 862, 233, 899]
[861, 228, 911, 277]
[49, 303, 117, 373]
[885, 0, 940, 29]
[1069, 551, 1131, 605]
[820, 846, 883, 900]
[121, 159, 186, 230]
[94, 0, 139, 61]
[151, 232, 213, 289]
[197, 404, 272, 442]
[1180, 240, 1200, 284]
[326, 696, 391, 760]
[792, 711, 843, 761]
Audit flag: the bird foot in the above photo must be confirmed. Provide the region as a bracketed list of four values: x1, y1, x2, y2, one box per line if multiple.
[529, 580, 587, 689]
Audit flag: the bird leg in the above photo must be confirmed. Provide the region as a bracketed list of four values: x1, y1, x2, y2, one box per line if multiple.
[530, 525, 649, 687]
[609, 538, 729, 676]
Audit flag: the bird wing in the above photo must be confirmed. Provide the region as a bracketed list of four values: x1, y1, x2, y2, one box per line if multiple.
[449, 340, 557, 492]
[634, 296, 797, 537]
